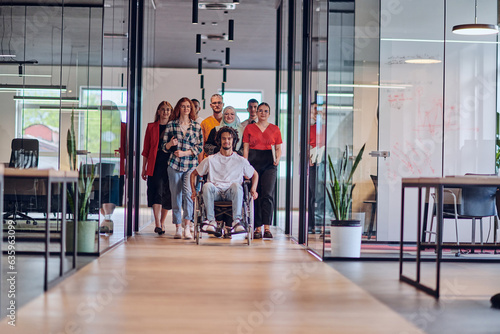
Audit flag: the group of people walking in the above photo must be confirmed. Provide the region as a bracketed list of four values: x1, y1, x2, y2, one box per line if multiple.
[141, 94, 282, 240]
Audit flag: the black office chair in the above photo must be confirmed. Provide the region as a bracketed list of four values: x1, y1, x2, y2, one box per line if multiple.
[363, 175, 377, 239]
[426, 174, 497, 252]
[8, 138, 39, 169]
[4, 138, 40, 223]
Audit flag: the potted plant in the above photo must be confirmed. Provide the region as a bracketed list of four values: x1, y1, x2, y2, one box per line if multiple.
[327, 143, 366, 257]
[66, 110, 98, 253]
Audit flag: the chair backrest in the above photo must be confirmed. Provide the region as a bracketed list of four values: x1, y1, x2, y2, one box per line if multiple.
[459, 173, 497, 217]
[9, 138, 39, 169]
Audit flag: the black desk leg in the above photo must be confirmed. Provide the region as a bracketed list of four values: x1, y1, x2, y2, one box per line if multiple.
[44, 181, 52, 291]
[399, 186, 405, 279]
[60, 182, 67, 276]
[435, 185, 444, 298]
[417, 186, 422, 283]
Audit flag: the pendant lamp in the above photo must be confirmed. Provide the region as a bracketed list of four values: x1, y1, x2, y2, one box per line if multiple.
[452, 0, 498, 35]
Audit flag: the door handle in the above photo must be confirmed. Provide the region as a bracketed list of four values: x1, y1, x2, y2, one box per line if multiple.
[369, 151, 390, 159]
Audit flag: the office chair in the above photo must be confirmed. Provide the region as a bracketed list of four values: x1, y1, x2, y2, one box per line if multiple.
[9, 138, 39, 169]
[363, 175, 377, 239]
[425, 174, 497, 253]
[4, 138, 40, 223]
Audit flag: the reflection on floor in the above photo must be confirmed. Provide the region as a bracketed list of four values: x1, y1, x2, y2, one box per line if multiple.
[0, 254, 95, 318]
[0, 222, 424, 333]
[329, 261, 500, 334]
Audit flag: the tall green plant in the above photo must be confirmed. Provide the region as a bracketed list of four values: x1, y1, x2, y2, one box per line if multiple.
[327, 144, 366, 221]
[67, 110, 96, 221]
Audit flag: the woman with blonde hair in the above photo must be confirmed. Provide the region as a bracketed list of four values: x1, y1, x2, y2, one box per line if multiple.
[204, 106, 244, 156]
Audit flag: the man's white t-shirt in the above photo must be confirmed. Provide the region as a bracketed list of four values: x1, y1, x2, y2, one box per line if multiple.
[196, 152, 255, 191]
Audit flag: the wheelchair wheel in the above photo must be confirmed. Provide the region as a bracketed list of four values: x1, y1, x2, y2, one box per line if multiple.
[194, 197, 201, 245]
[248, 198, 254, 245]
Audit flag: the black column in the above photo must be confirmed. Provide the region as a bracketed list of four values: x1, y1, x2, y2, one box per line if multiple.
[134, 0, 144, 232]
[126, 0, 138, 237]
[298, 0, 311, 245]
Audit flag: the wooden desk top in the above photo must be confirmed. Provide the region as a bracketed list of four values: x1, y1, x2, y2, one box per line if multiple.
[402, 175, 500, 186]
[3, 168, 78, 180]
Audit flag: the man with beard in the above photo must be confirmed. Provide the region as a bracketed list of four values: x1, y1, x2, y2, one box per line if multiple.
[191, 127, 258, 237]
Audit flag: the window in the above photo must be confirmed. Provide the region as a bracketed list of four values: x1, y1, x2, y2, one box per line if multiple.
[219, 90, 262, 121]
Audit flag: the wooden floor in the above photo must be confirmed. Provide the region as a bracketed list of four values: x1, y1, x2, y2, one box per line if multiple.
[1, 223, 424, 333]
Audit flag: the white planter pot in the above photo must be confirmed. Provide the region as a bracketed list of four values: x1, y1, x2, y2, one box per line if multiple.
[330, 222, 362, 258]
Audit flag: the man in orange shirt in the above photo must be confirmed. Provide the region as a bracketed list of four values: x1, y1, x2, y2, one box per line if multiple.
[201, 94, 224, 143]
[200, 94, 224, 160]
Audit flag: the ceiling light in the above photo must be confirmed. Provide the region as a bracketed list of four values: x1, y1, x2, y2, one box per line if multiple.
[13, 96, 79, 103]
[0, 53, 16, 57]
[0, 73, 51, 78]
[192, 0, 199, 24]
[200, 75, 204, 89]
[198, 58, 203, 74]
[405, 57, 441, 64]
[196, 34, 201, 54]
[452, 23, 498, 35]
[223, 67, 227, 82]
[202, 34, 228, 41]
[205, 59, 223, 65]
[328, 84, 407, 89]
[452, 0, 498, 35]
[225, 47, 230, 66]
[103, 33, 129, 38]
[0, 84, 66, 91]
[199, 3, 236, 10]
[228, 19, 234, 41]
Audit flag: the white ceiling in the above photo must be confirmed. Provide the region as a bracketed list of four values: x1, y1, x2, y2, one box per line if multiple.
[154, 0, 279, 70]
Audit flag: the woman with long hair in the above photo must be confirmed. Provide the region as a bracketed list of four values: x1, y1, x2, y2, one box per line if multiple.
[242, 102, 282, 239]
[163, 97, 203, 239]
[141, 101, 173, 235]
[204, 106, 244, 156]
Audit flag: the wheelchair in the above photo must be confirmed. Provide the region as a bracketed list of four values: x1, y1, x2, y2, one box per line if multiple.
[193, 179, 254, 245]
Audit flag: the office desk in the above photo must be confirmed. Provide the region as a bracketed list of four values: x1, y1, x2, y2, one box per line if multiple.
[3, 168, 78, 291]
[399, 176, 500, 298]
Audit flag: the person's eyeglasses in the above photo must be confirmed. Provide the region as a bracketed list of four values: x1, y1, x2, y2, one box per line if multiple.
[258, 109, 269, 113]
[211, 101, 223, 105]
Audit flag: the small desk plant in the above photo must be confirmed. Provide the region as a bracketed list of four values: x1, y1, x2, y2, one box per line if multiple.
[66, 110, 97, 253]
[327, 143, 366, 257]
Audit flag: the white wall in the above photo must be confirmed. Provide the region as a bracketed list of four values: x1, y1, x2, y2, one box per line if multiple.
[140, 67, 277, 205]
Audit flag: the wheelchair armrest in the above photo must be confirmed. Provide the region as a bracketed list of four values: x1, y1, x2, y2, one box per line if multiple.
[243, 179, 251, 200]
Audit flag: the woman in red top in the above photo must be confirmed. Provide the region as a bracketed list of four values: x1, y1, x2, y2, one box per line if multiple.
[243, 102, 282, 239]
[141, 101, 173, 235]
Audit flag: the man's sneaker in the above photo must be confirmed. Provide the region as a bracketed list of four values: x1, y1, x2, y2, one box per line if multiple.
[202, 220, 217, 233]
[183, 227, 193, 239]
[174, 225, 182, 239]
[232, 220, 246, 233]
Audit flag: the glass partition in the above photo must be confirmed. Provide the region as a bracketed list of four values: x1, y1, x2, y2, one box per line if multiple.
[322, 0, 498, 259]
[1, 1, 110, 316]
[307, 0, 328, 256]
[276, 0, 289, 234]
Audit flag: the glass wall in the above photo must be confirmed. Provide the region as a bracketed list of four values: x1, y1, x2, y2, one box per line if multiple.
[138, 0, 156, 230]
[320, 0, 498, 258]
[277, 0, 289, 233]
[307, 0, 328, 256]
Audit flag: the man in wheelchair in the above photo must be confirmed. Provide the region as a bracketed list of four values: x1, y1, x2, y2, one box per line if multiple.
[190, 126, 258, 236]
